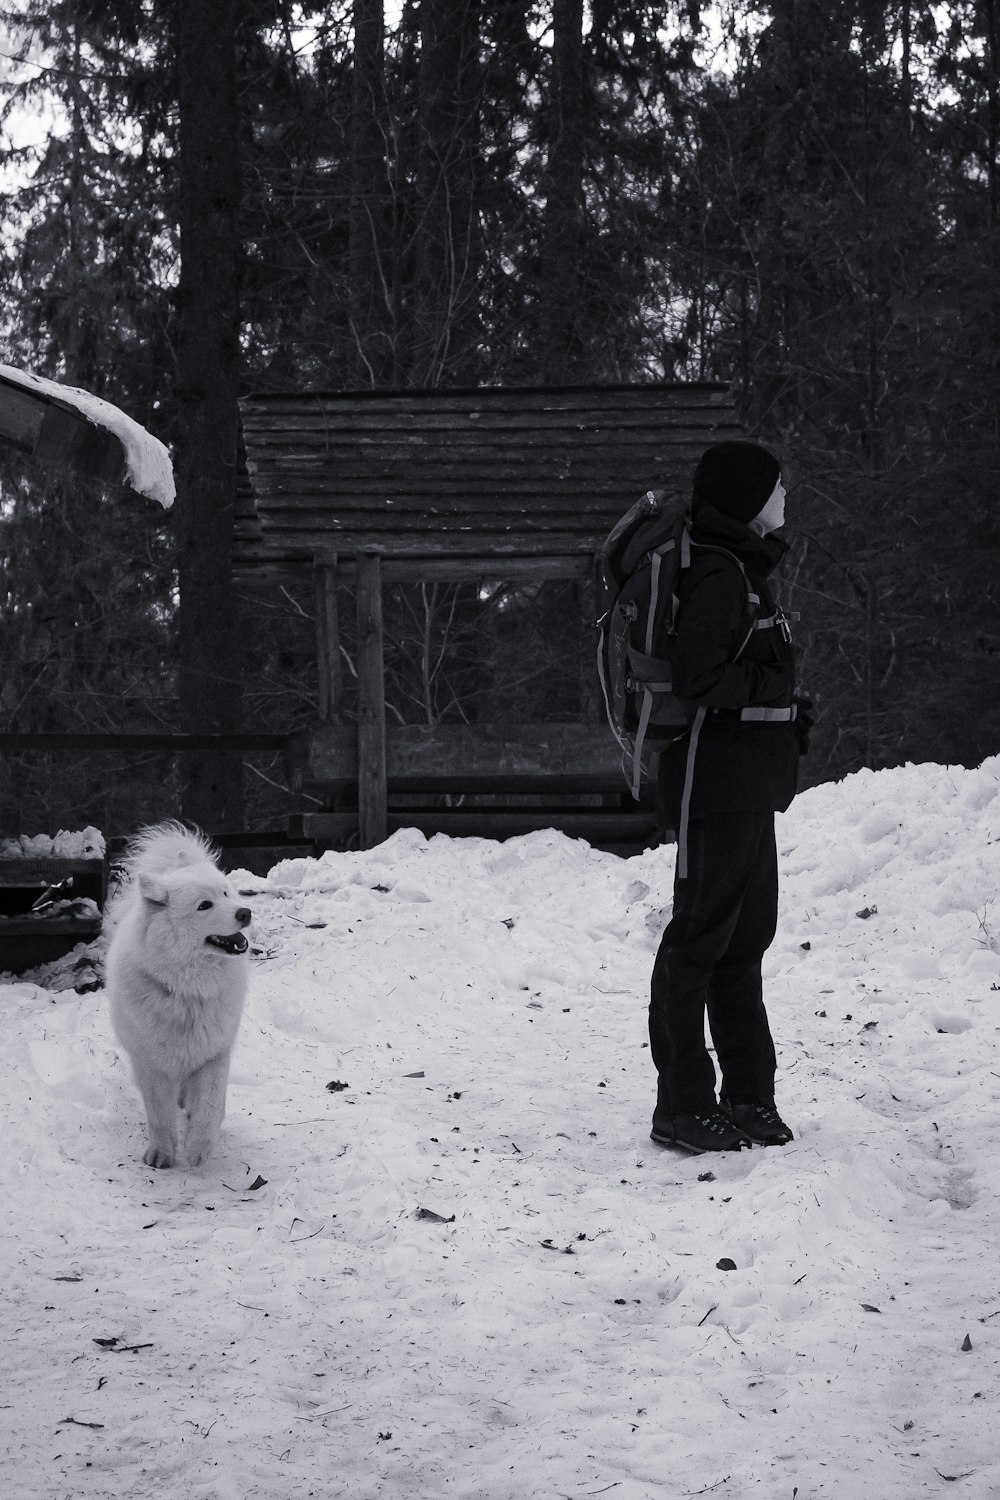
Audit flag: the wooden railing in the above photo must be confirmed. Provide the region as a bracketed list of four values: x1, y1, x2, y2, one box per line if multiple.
[0, 734, 289, 752]
[0, 728, 659, 853]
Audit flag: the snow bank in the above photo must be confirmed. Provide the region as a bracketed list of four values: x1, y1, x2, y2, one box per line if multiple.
[0, 827, 105, 859]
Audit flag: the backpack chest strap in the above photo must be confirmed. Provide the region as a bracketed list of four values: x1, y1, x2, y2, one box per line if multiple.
[748, 594, 797, 641]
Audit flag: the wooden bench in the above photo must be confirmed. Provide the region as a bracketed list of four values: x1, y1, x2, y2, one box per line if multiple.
[285, 721, 655, 851]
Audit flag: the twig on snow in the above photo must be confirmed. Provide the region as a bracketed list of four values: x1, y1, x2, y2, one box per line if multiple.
[294, 1405, 353, 1421]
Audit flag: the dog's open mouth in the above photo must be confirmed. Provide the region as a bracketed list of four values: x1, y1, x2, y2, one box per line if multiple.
[205, 933, 249, 955]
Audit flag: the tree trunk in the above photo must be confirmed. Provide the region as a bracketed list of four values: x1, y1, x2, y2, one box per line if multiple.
[541, 0, 585, 382]
[983, 0, 999, 227]
[350, 0, 392, 384]
[412, 0, 479, 385]
[175, 0, 244, 832]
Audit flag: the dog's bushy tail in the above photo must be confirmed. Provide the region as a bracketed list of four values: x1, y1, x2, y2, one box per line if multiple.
[102, 821, 219, 932]
[124, 821, 218, 878]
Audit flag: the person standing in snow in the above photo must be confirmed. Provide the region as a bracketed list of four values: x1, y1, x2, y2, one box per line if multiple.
[649, 440, 811, 1154]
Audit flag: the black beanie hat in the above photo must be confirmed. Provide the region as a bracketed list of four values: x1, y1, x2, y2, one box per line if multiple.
[692, 440, 781, 525]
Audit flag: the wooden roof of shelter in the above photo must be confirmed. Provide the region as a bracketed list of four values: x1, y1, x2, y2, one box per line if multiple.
[237, 382, 739, 577]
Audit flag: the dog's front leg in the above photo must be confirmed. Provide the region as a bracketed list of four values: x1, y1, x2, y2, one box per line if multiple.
[181, 1052, 231, 1167]
[128, 1056, 180, 1168]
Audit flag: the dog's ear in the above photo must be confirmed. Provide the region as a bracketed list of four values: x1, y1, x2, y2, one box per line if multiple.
[138, 872, 169, 907]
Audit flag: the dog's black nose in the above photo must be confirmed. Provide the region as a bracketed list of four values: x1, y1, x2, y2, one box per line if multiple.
[236, 907, 252, 926]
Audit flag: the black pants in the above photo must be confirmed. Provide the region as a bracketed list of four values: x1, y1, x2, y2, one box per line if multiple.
[649, 810, 779, 1116]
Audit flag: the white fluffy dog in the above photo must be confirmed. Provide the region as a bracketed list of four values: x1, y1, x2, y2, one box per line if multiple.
[105, 822, 251, 1169]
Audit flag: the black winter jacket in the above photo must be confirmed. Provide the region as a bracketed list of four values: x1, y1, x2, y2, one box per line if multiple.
[656, 502, 800, 831]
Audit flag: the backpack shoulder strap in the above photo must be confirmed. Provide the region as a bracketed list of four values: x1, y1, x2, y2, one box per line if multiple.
[680, 541, 758, 660]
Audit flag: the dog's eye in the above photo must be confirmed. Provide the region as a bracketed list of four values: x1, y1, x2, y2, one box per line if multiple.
[197, 900, 214, 911]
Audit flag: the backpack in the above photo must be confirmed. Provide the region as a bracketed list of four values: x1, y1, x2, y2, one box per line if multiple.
[596, 489, 756, 799]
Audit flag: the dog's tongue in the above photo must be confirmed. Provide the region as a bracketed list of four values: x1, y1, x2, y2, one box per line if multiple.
[206, 933, 248, 955]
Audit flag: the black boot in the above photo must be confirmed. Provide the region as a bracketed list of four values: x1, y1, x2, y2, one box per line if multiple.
[651, 1110, 753, 1154]
[721, 1099, 794, 1146]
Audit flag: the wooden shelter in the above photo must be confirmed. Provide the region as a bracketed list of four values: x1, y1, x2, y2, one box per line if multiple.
[237, 382, 740, 849]
[0, 370, 127, 485]
[0, 363, 174, 506]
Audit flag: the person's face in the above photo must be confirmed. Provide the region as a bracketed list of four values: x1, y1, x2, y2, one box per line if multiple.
[753, 477, 786, 534]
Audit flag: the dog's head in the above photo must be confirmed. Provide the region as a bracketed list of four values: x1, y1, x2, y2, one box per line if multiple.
[138, 866, 252, 958]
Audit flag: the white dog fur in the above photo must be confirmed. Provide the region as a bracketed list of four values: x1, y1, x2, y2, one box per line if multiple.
[105, 821, 251, 1169]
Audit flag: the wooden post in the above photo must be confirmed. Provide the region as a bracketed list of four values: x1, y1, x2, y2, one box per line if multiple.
[314, 552, 343, 725]
[355, 551, 387, 847]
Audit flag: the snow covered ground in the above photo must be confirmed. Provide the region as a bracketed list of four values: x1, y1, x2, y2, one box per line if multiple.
[2, 757, 999, 1500]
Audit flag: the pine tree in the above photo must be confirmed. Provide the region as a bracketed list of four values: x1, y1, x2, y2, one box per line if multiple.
[663, 0, 1000, 779]
[0, 0, 178, 832]
[174, 0, 244, 831]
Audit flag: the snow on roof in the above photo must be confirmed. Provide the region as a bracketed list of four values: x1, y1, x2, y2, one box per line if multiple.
[0, 362, 175, 509]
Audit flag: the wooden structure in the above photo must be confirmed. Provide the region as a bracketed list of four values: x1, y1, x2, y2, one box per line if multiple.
[0, 369, 128, 486]
[0, 854, 105, 973]
[237, 383, 740, 849]
[0, 364, 173, 505]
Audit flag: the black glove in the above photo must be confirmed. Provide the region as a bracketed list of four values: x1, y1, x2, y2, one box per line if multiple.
[794, 696, 814, 755]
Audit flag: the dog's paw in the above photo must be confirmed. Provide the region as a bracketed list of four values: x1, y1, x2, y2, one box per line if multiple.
[185, 1138, 215, 1168]
[143, 1144, 176, 1169]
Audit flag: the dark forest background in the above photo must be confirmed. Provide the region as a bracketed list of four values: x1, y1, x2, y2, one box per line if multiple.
[0, 0, 997, 838]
